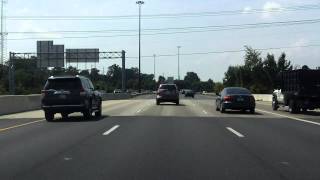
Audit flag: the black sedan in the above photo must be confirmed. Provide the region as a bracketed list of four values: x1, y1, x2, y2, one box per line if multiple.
[184, 89, 195, 98]
[215, 87, 255, 113]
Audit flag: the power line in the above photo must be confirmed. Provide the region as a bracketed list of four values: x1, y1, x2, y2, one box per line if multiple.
[126, 44, 320, 59]
[6, 18, 320, 40]
[7, 18, 320, 34]
[6, 4, 320, 20]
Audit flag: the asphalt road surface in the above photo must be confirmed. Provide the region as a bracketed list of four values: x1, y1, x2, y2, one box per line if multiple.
[0, 94, 320, 180]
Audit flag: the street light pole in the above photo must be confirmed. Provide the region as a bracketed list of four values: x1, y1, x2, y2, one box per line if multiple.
[153, 54, 156, 80]
[177, 46, 181, 80]
[153, 54, 156, 90]
[136, 1, 144, 93]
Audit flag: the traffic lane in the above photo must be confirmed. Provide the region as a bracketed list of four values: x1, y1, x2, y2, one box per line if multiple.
[220, 116, 320, 180]
[0, 99, 144, 130]
[138, 98, 207, 117]
[0, 115, 118, 179]
[256, 101, 320, 123]
[19, 116, 285, 180]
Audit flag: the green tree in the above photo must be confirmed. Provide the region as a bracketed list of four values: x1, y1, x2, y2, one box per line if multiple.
[214, 82, 224, 93]
[277, 53, 292, 72]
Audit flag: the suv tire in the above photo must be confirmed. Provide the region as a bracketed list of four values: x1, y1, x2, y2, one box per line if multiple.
[83, 101, 92, 119]
[45, 111, 54, 122]
[95, 103, 102, 117]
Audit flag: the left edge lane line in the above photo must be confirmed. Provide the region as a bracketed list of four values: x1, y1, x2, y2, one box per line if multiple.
[103, 125, 120, 136]
[0, 120, 45, 133]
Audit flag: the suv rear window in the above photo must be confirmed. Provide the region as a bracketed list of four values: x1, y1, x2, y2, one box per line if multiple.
[44, 78, 82, 90]
[226, 88, 251, 95]
[159, 85, 177, 90]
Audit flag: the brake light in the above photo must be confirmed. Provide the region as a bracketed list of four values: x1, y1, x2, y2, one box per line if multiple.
[80, 86, 86, 96]
[157, 89, 165, 95]
[224, 96, 233, 101]
[41, 90, 47, 98]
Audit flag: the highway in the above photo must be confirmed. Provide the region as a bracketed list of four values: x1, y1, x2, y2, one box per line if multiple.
[0, 94, 320, 180]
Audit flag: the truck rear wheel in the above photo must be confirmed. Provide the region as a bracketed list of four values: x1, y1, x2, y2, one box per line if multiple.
[289, 100, 299, 114]
[272, 98, 279, 111]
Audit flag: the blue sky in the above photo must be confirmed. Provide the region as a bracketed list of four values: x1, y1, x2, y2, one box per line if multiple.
[4, 0, 320, 81]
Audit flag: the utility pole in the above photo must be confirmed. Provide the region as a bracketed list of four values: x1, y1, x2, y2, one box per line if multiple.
[177, 46, 181, 80]
[0, 0, 5, 65]
[136, 1, 144, 93]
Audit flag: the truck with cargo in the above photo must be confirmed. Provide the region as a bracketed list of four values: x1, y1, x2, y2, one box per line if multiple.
[272, 69, 320, 113]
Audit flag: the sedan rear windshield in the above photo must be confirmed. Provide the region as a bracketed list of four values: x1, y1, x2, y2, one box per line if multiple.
[226, 88, 251, 95]
[44, 78, 82, 90]
[159, 85, 177, 90]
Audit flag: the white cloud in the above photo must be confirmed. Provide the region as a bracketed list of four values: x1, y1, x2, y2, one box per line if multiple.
[262, 1, 282, 19]
[242, 6, 252, 14]
[14, 20, 62, 39]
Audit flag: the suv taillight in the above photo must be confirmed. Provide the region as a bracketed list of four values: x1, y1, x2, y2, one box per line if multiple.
[41, 90, 47, 98]
[157, 89, 165, 95]
[80, 86, 86, 96]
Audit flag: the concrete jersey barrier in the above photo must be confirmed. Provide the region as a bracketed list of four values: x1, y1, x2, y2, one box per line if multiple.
[0, 94, 42, 115]
[0, 93, 149, 116]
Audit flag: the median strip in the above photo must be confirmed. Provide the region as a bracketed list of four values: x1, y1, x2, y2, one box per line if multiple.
[0, 120, 45, 133]
[256, 109, 320, 126]
[226, 127, 245, 138]
[103, 125, 120, 136]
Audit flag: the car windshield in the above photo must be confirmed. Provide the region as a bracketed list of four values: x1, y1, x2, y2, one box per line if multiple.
[226, 88, 251, 95]
[45, 78, 81, 90]
[159, 85, 176, 90]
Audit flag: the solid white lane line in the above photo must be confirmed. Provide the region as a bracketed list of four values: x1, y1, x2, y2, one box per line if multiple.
[103, 125, 120, 136]
[226, 127, 245, 138]
[256, 109, 320, 126]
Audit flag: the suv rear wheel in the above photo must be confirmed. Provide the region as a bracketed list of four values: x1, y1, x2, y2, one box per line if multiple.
[83, 100, 92, 119]
[95, 103, 102, 117]
[45, 111, 54, 122]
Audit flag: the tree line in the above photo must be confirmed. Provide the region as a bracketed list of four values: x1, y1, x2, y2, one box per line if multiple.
[222, 46, 293, 93]
[0, 59, 215, 95]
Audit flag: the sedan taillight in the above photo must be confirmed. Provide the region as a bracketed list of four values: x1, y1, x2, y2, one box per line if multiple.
[224, 96, 233, 102]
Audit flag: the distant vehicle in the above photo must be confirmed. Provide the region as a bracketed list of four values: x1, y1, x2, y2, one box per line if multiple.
[181, 89, 185, 94]
[156, 84, 179, 105]
[184, 89, 195, 98]
[272, 69, 320, 113]
[215, 87, 255, 113]
[41, 76, 102, 121]
[202, 91, 207, 94]
[113, 89, 122, 94]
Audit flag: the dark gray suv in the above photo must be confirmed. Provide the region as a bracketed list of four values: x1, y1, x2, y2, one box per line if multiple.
[41, 76, 102, 121]
[156, 84, 179, 105]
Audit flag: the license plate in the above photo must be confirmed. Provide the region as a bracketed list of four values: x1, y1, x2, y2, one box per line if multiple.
[59, 94, 67, 99]
[237, 97, 244, 101]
